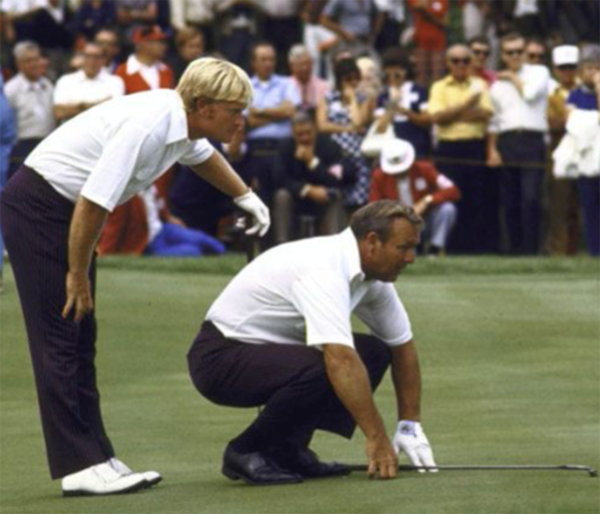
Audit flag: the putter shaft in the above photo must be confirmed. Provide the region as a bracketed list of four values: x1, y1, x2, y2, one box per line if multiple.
[347, 464, 598, 477]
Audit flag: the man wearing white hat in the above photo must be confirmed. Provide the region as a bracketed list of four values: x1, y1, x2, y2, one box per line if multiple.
[370, 139, 460, 256]
[545, 45, 581, 255]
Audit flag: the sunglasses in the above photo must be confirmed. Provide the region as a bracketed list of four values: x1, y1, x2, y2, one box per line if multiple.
[503, 49, 524, 56]
[557, 64, 577, 70]
[472, 49, 490, 57]
[383, 71, 404, 80]
[450, 57, 471, 65]
[527, 52, 544, 61]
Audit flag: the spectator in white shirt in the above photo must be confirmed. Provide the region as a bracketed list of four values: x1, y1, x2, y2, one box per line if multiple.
[487, 32, 550, 255]
[188, 201, 437, 486]
[5, 40, 55, 179]
[53, 42, 125, 123]
[0, 0, 46, 43]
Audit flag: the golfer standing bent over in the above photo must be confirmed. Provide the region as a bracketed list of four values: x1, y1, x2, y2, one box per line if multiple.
[1, 57, 269, 496]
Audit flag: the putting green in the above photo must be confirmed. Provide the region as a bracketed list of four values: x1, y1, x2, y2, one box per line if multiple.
[1, 256, 598, 514]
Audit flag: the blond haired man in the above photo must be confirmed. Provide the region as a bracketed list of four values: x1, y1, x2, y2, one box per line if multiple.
[1, 57, 269, 497]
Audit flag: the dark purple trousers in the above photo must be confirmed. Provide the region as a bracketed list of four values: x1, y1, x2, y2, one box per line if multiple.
[1, 167, 114, 479]
[187, 321, 392, 448]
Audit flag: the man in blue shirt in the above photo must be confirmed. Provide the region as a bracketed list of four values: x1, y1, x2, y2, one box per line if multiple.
[0, 73, 16, 291]
[246, 42, 301, 211]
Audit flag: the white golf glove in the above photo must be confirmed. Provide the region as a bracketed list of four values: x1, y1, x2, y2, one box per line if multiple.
[233, 190, 270, 237]
[393, 420, 437, 472]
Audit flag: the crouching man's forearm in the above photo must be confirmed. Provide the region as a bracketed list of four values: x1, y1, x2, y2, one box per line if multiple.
[323, 343, 398, 479]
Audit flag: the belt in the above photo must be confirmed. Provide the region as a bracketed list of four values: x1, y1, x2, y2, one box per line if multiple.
[502, 129, 543, 136]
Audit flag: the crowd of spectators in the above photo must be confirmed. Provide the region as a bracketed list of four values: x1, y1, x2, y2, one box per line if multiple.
[1, 0, 599, 261]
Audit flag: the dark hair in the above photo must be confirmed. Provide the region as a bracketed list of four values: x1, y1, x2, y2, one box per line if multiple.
[525, 37, 546, 50]
[500, 32, 524, 49]
[251, 41, 276, 61]
[350, 200, 423, 242]
[381, 47, 411, 70]
[468, 35, 490, 48]
[291, 109, 315, 126]
[334, 57, 360, 90]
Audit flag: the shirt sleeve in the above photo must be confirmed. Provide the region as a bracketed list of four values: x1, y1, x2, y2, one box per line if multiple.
[290, 271, 354, 348]
[479, 84, 494, 114]
[53, 77, 70, 105]
[177, 138, 215, 166]
[354, 282, 413, 346]
[285, 77, 302, 107]
[426, 81, 444, 115]
[522, 65, 550, 103]
[80, 122, 156, 211]
[111, 76, 125, 98]
[487, 85, 500, 134]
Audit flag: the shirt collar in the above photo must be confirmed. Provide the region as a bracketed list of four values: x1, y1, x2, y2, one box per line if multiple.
[127, 54, 166, 75]
[339, 227, 365, 282]
[166, 93, 190, 144]
[21, 74, 47, 91]
[446, 74, 472, 86]
[252, 74, 276, 88]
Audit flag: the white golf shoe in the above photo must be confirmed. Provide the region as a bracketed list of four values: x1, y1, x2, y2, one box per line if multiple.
[110, 457, 163, 487]
[61, 461, 147, 497]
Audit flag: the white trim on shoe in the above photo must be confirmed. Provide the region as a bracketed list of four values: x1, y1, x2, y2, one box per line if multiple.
[110, 457, 163, 487]
[61, 461, 147, 497]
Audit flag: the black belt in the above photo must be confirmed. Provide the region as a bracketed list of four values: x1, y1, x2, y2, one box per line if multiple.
[501, 129, 543, 137]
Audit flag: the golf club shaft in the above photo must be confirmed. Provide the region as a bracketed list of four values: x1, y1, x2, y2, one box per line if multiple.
[347, 464, 598, 477]
[244, 213, 260, 263]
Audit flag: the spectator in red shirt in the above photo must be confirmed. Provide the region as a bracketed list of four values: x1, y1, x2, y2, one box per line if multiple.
[115, 25, 174, 95]
[370, 138, 460, 255]
[407, 0, 449, 87]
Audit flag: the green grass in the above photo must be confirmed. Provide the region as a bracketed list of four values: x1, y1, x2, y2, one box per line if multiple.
[1, 255, 599, 514]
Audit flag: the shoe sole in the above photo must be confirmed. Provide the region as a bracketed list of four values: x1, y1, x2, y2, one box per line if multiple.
[143, 476, 163, 488]
[62, 479, 148, 497]
[222, 465, 303, 486]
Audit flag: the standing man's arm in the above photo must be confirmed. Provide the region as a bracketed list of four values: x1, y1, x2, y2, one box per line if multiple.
[62, 197, 110, 322]
[190, 150, 270, 236]
[190, 150, 249, 198]
[323, 343, 398, 479]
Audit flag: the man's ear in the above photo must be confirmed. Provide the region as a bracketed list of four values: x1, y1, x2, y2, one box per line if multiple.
[365, 231, 381, 255]
[195, 98, 213, 118]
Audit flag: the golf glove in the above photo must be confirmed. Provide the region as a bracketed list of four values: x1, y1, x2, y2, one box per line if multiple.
[234, 190, 271, 237]
[393, 420, 437, 472]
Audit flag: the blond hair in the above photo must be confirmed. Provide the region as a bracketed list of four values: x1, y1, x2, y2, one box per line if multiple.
[176, 57, 253, 111]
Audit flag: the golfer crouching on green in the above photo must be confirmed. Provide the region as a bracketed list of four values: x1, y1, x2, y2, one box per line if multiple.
[188, 200, 437, 485]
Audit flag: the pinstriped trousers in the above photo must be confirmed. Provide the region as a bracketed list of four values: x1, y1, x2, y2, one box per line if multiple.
[1, 167, 114, 479]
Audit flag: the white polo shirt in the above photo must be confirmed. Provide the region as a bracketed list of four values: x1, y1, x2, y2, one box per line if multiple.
[25, 89, 214, 211]
[0, 0, 46, 14]
[4, 73, 55, 140]
[207, 228, 413, 349]
[488, 64, 550, 134]
[53, 69, 125, 106]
